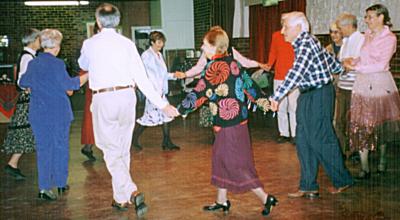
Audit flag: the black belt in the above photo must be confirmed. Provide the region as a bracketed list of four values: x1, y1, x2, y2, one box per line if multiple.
[300, 82, 331, 94]
[92, 85, 134, 95]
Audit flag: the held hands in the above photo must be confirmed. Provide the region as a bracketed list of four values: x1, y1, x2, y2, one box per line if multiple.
[259, 63, 271, 71]
[342, 58, 355, 71]
[174, 71, 186, 79]
[162, 104, 180, 118]
[269, 97, 279, 112]
[79, 73, 89, 87]
[256, 98, 271, 113]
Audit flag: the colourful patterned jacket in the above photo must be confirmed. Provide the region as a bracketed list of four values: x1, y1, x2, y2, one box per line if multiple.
[178, 54, 270, 129]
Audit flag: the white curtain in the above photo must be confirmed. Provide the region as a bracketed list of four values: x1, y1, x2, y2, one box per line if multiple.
[307, 0, 400, 34]
[233, 0, 250, 38]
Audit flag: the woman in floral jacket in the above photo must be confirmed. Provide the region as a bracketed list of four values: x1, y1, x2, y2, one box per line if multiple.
[178, 27, 277, 217]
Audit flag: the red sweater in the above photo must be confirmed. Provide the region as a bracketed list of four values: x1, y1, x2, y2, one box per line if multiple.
[267, 31, 295, 80]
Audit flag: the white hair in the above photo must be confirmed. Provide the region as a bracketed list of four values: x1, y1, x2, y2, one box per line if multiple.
[336, 13, 358, 28]
[40, 29, 62, 49]
[285, 11, 310, 32]
[95, 3, 120, 28]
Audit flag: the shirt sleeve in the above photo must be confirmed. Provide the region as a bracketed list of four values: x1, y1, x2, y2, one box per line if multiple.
[78, 41, 89, 71]
[17, 54, 34, 87]
[177, 78, 208, 115]
[60, 62, 80, 91]
[271, 45, 312, 101]
[185, 52, 207, 78]
[354, 36, 396, 73]
[232, 47, 259, 68]
[323, 49, 344, 74]
[19, 62, 34, 89]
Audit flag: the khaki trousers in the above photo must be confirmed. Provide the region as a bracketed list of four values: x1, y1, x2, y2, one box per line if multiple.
[91, 88, 137, 203]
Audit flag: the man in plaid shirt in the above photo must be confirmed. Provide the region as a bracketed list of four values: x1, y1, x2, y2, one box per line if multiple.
[270, 12, 353, 198]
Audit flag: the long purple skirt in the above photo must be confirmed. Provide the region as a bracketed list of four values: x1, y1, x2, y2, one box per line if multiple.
[211, 123, 263, 193]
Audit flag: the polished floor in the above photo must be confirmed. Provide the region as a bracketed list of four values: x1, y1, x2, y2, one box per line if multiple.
[0, 109, 399, 220]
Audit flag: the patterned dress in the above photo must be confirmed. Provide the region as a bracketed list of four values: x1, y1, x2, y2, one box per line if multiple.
[136, 47, 175, 126]
[2, 50, 36, 154]
[178, 55, 270, 193]
[2, 91, 35, 154]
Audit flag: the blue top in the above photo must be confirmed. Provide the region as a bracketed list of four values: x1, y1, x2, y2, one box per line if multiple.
[19, 52, 80, 125]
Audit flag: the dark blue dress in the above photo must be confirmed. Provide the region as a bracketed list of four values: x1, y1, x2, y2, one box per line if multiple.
[20, 52, 80, 190]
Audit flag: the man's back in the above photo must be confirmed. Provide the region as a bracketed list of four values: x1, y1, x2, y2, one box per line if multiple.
[79, 28, 140, 90]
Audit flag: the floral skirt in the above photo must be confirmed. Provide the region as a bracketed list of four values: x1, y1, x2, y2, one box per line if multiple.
[2, 92, 35, 154]
[211, 123, 263, 193]
[349, 71, 400, 151]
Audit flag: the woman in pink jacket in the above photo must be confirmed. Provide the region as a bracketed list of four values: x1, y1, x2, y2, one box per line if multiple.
[343, 4, 400, 179]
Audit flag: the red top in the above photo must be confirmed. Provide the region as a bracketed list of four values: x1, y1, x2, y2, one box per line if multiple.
[267, 31, 295, 80]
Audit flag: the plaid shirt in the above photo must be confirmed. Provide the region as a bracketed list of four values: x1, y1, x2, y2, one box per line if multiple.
[271, 31, 343, 101]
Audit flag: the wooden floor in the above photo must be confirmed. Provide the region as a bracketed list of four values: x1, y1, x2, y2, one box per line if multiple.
[0, 110, 399, 220]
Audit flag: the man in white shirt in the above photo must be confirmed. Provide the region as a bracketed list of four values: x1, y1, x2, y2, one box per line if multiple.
[78, 3, 178, 217]
[335, 13, 365, 158]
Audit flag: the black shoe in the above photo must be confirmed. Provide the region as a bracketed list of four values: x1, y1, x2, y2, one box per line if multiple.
[111, 200, 129, 211]
[276, 136, 290, 144]
[262, 194, 278, 216]
[133, 143, 143, 151]
[38, 190, 57, 201]
[81, 148, 96, 161]
[130, 192, 145, 208]
[58, 185, 70, 194]
[377, 164, 387, 175]
[348, 152, 360, 164]
[4, 165, 26, 180]
[203, 200, 231, 213]
[288, 190, 320, 199]
[162, 141, 180, 151]
[290, 137, 296, 145]
[130, 192, 148, 217]
[355, 170, 371, 180]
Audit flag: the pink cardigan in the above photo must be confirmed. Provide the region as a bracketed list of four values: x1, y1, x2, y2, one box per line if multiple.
[353, 25, 397, 73]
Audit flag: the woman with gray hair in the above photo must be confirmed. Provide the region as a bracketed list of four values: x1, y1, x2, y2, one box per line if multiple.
[2, 28, 40, 180]
[20, 29, 88, 200]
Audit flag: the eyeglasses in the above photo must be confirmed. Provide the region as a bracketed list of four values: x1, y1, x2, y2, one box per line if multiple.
[364, 15, 378, 20]
[329, 30, 340, 34]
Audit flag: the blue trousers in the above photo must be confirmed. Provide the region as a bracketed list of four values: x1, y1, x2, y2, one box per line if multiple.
[31, 121, 70, 190]
[296, 83, 353, 191]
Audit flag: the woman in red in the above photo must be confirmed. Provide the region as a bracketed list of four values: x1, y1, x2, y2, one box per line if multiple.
[80, 23, 100, 161]
[80, 71, 96, 161]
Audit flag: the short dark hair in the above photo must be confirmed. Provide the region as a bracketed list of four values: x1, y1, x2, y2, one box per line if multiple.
[22, 28, 40, 46]
[149, 31, 166, 44]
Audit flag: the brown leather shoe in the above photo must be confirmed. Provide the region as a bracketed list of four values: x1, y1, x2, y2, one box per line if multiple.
[288, 190, 319, 199]
[328, 184, 351, 194]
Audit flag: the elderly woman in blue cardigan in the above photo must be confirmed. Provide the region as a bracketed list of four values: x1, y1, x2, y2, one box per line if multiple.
[20, 29, 88, 201]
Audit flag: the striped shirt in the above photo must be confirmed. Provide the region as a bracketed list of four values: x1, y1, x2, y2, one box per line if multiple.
[271, 31, 343, 101]
[337, 31, 364, 90]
